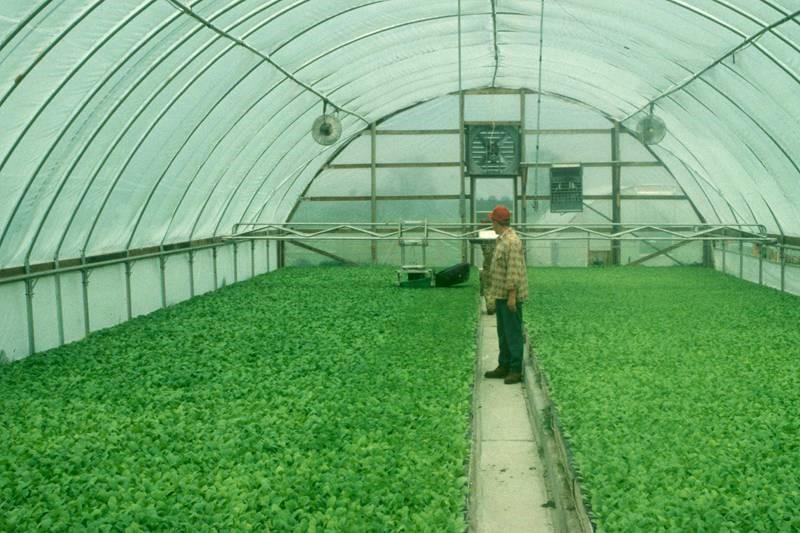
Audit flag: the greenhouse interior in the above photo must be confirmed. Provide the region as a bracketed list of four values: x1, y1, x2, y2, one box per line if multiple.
[1, 0, 799, 531]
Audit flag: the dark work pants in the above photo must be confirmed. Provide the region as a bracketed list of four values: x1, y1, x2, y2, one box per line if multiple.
[495, 299, 524, 373]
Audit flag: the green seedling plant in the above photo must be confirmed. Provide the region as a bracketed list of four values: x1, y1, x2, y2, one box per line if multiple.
[0, 266, 478, 531]
[527, 267, 800, 532]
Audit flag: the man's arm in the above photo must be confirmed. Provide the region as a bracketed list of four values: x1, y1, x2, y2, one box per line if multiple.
[507, 288, 517, 312]
[506, 239, 524, 312]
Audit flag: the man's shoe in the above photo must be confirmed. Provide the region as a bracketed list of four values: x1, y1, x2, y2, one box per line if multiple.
[484, 366, 508, 379]
[504, 372, 522, 385]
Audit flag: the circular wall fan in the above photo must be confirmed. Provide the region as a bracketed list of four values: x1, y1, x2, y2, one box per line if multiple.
[636, 106, 667, 145]
[311, 101, 342, 145]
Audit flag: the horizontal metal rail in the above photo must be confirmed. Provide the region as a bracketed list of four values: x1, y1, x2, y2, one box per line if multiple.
[228, 222, 773, 242]
[1, 224, 782, 285]
[326, 161, 661, 169]
[0, 241, 230, 286]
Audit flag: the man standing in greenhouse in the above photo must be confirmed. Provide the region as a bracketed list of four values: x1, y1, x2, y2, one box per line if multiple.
[484, 205, 529, 385]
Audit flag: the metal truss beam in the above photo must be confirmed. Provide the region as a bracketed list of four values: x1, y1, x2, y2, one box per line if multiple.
[227, 222, 773, 243]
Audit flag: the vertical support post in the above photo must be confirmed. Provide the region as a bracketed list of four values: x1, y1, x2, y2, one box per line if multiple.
[250, 240, 256, 279]
[722, 240, 727, 273]
[780, 242, 786, 292]
[81, 268, 91, 336]
[159, 255, 167, 308]
[233, 242, 238, 283]
[278, 241, 285, 269]
[520, 91, 527, 224]
[370, 122, 378, 264]
[586, 235, 591, 267]
[124, 260, 133, 320]
[758, 243, 763, 285]
[188, 251, 195, 298]
[212, 246, 219, 289]
[469, 175, 476, 266]
[611, 122, 621, 265]
[54, 262, 65, 346]
[703, 240, 713, 267]
[24, 278, 36, 356]
[457, 0, 467, 264]
[266, 240, 270, 272]
[459, 91, 467, 263]
[739, 239, 744, 279]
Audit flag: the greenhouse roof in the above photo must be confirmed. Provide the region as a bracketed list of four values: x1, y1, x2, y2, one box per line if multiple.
[1, 0, 799, 269]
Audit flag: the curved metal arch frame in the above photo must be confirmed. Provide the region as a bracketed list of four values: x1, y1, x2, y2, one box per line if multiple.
[165, 0, 368, 123]
[272, 89, 698, 230]
[224, 73, 504, 232]
[712, 64, 800, 181]
[81, 9, 501, 257]
[0, 1, 56, 54]
[273, 0, 759, 86]
[672, 90, 770, 225]
[653, 104, 748, 225]
[43, 0, 261, 262]
[689, 75, 800, 211]
[123, 58, 269, 251]
[626, 45, 800, 228]
[158, 49, 492, 246]
[255, 144, 348, 224]
[10, 1, 188, 267]
[208, 99, 368, 236]
[62, 0, 316, 260]
[699, 90, 800, 216]
[313, 31, 678, 112]
[157, 76, 294, 247]
[0, 0, 107, 110]
[152, 37, 504, 244]
[288, 11, 520, 77]
[634, 66, 800, 226]
[28, 16, 634, 262]
[19, 0, 309, 263]
[63, 34, 237, 260]
[239, 126, 362, 226]
[0, 0, 129, 253]
[625, 1, 800, 119]
[656, 149, 723, 224]
[263, 0, 394, 56]
[163, 48, 494, 244]
[675, 68, 800, 203]
[197, 91, 318, 240]
[332, 41, 664, 120]
[156, 7, 490, 243]
[266, 77, 662, 223]
[18, 0, 788, 250]
[3, 0, 800, 267]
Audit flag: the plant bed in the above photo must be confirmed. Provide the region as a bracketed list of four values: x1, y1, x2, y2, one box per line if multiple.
[0, 266, 478, 531]
[526, 267, 800, 532]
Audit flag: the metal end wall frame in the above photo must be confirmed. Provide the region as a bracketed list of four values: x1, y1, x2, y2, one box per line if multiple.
[227, 222, 772, 243]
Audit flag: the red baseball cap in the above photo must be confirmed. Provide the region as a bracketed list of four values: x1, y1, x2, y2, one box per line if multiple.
[488, 205, 511, 223]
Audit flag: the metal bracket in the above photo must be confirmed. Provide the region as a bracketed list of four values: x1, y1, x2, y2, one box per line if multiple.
[24, 277, 38, 296]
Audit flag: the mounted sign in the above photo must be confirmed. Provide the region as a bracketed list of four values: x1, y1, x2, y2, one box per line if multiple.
[465, 124, 520, 176]
[550, 164, 583, 213]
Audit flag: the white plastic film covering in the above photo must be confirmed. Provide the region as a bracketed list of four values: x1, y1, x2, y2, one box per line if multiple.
[0, 0, 799, 269]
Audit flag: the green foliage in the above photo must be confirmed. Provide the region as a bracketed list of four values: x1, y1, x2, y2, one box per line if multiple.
[0, 266, 477, 531]
[527, 267, 800, 532]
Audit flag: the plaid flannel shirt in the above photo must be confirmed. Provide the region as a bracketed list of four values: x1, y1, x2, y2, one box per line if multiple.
[487, 227, 529, 302]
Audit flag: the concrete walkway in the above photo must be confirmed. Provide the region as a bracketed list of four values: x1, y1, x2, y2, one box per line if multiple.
[471, 304, 554, 532]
